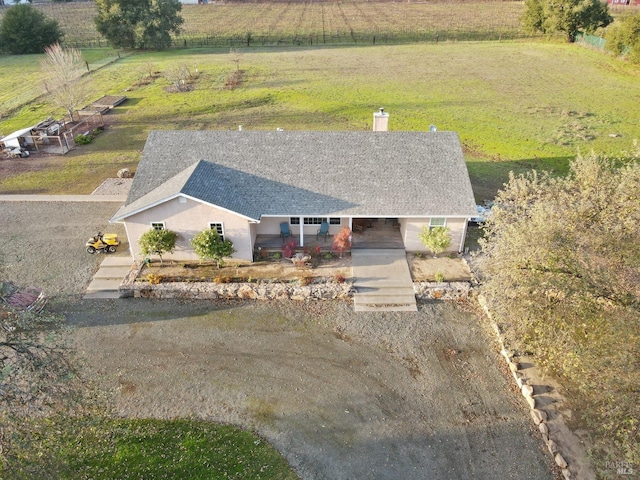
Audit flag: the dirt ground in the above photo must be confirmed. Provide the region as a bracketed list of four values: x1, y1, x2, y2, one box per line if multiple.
[407, 253, 472, 282]
[1, 200, 556, 479]
[0, 151, 68, 182]
[141, 253, 471, 284]
[141, 256, 353, 283]
[65, 299, 556, 480]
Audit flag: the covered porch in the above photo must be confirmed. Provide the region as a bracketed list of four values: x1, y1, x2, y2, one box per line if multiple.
[253, 217, 404, 253]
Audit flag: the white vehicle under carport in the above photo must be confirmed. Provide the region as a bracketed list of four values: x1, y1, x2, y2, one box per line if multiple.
[469, 205, 491, 224]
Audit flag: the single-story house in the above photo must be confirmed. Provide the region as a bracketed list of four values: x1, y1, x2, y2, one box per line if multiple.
[111, 115, 477, 262]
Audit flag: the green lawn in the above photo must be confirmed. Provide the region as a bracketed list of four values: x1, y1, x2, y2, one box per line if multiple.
[5, 417, 298, 479]
[1, 42, 639, 199]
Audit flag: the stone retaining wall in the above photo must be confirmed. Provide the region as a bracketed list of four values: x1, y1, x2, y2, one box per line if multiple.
[129, 281, 355, 300]
[119, 261, 471, 301]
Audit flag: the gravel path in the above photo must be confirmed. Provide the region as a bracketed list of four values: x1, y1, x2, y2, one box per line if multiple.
[0, 200, 126, 300]
[1, 201, 556, 479]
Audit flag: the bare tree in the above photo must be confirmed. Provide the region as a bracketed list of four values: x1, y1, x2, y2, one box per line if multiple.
[164, 63, 192, 92]
[230, 47, 242, 72]
[40, 43, 89, 122]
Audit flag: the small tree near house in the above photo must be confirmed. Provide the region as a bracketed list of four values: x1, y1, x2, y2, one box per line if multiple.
[419, 226, 451, 257]
[138, 228, 177, 265]
[191, 228, 236, 268]
[332, 227, 351, 258]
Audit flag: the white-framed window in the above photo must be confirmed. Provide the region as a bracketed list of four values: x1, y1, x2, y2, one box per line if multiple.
[429, 218, 446, 228]
[151, 222, 166, 231]
[209, 222, 224, 241]
[290, 217, 341, 225]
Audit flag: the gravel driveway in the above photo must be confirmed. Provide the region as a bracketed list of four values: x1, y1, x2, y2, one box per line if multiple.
[0, 201, 556, 479]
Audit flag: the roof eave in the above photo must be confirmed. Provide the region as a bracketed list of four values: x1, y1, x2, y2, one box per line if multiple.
[110, 193, 260, 223]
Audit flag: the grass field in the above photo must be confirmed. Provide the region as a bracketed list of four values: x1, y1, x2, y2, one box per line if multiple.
[17, 1, 529, 48]
[1, 42, 639, 199]
[5, 417, 298, 479]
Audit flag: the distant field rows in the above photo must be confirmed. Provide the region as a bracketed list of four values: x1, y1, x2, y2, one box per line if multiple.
[19, 1, 528, 48]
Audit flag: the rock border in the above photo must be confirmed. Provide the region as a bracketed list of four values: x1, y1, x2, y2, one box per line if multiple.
[119, 262, 472, 301]
[478, 294, 575, 480]
[414, 281, 471, 301]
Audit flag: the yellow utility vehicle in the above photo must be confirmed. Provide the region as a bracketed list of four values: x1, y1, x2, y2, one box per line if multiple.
[86, 232, 120, 254]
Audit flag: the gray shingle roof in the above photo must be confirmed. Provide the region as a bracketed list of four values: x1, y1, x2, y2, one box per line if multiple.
[112, 130, 477, 221]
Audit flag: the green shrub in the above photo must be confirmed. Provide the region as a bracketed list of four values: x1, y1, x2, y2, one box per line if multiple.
[74, 134, 94, 145]
[418, 226, 451, 257]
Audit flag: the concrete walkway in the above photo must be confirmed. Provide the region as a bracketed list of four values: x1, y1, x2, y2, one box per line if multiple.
[351, 249, 417, 312]
[84, 254, 133, 299]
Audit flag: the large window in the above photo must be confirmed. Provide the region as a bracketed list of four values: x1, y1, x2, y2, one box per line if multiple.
[209, 222, 225, 241]
[151, 222, 165, 231]
[290, 217, 340, 225]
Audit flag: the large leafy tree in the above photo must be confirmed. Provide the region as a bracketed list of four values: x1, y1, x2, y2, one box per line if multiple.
[522, 0, 612, 42]
[606, 12, 640, 64]
[191, 228, 236, 268]
[480, 151, 640, 464]
[94, 0, 183, 50]
[0, 4, 62, 54]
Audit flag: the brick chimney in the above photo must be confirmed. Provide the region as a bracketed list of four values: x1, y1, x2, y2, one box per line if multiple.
[373, 107, 389, 132]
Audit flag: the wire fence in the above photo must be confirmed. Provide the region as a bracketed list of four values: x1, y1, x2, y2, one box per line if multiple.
[575, 32, 607, 51]
[60, 30, 534, 50]
[167, 29, 532, 49]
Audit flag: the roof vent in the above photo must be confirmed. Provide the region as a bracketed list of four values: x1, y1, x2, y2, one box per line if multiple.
[373, 108, 389, 132]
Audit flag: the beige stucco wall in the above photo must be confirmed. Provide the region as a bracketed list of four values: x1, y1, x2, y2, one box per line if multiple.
[401, 217, 467, 253]
[123, 197, 253, 261]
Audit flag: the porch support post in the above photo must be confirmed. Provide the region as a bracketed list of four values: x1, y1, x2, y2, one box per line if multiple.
[122, 222, 135, 262]
[348, 217, 353, 230]
[298, 216, 304, 247]
[459, 217, 468, 253]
